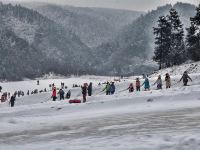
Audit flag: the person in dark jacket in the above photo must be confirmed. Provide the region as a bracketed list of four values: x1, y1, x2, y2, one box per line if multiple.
[127, 83, 134, 92]
[81, 83, 88, 103]
[88, 82, 92, 96]
[180, 71, 192, 86]
[66, 90, 71, 99]
[59, 89, 65, 100]
[110, 82, 115, 95]
[0, 86, 2, 92]
[10, 95, 16, 107]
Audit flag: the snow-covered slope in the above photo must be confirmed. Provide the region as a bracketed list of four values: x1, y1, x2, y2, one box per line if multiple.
[0, 62, 200, 149]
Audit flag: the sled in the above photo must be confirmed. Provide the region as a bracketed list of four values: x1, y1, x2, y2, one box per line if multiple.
[69, 99, 81, 104]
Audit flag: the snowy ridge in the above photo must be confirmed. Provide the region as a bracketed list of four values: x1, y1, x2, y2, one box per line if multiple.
[150, 61, 200, 78]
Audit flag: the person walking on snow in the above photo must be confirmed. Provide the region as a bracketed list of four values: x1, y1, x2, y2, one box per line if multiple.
[81, 83, 88, 103]
[154, 75, 162, 90]
[110, 82, 115, 95]
[59, 89, 65, 100]
[127, 83, 134, 92]
[52, 87, 57, 101]
[165, 73, 171, 89]
[142, 77, 150, 91]
[136, 78, 141, 91]
[10, 94, 16, 107]
[88, 82, 92, 96]
[180, 71, 192, 86]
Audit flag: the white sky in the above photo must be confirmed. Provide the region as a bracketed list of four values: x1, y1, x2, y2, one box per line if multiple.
[2, 0, 199, 11]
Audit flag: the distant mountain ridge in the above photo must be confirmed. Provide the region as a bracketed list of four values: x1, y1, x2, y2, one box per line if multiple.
[0, 2, 198, 80]
[22, 2, 144, 48]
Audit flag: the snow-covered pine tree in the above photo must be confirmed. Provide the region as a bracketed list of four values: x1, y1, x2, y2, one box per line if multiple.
[167, 8, 185, 66]
[153, 16, 171, 69]
[186, 4, 200, 61]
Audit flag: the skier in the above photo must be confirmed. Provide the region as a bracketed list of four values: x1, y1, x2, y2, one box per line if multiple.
[27, 90, 29, 95]
[136, 78, 141, 91]
[142, 77, 150, 91]
[66, 90, 71, 99]
[154, 75, 162, 90]
[127, 83, 134, 92]
[165, 73, 171, 89]
[52, 87, 57, 101]
[103, 82, 111, 95]
[180, 71, 192, 86]
[10, 94, 16, 107]
[81, 83, 88, 103]
[0, 86, 2, 92]
[59, 89, 65, 100]
[110, 82, 115, 95]
[88, 82, 92, 96]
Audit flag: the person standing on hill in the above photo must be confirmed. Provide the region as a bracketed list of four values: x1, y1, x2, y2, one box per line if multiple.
[142, 77, 150, 91]
[88, 82, 92, 96]
[154, 75, 162, 90]
[165, 73, 171, 89]
[180, 71, 192, 86]
[136, 78, 141, 91]
[52, 87, 57, 101]
[0, 86, 2, 92]
[81, 83, 88, 103]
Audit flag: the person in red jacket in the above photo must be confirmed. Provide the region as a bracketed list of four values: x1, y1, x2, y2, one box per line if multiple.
[52, 87, 57, 101]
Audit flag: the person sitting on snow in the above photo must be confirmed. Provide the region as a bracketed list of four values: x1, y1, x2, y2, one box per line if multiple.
[142, 77, 150, 91]
[180, 71, 192, 86]
[165, 73, 171, 89]
[154, 75, 162, 90]
[127, 83, 134, 92]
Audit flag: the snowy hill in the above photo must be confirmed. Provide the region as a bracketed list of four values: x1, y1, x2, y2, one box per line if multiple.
[1, 62, 200, 149]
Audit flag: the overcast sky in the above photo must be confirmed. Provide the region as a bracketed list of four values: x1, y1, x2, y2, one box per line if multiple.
[2, 0, 199, 11]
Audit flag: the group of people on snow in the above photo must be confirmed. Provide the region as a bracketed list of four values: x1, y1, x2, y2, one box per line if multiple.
[103, 82, 116, 95]
[0, 71, 194, 107]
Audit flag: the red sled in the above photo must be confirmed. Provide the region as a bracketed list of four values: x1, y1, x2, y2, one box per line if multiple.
[69, 99, 81, 104]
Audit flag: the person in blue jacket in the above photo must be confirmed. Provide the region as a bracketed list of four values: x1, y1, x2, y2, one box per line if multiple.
[142, 77, 150, 91]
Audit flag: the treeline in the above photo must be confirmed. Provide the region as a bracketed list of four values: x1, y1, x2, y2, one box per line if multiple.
[153, 4, 200, 69]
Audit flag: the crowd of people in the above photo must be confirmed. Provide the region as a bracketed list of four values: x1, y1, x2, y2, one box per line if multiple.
[0, 71, 194, 107]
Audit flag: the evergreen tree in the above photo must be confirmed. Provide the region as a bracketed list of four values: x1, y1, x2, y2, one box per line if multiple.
[153, 16, 171, 69]
[167, 8, 185, 65]
[186, 4, 200, 61]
